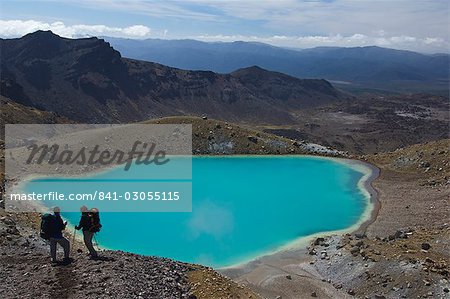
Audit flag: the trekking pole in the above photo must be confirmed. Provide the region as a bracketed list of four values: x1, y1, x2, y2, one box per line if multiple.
[93, 233, 100, 251]
[70, 227, 76, 255]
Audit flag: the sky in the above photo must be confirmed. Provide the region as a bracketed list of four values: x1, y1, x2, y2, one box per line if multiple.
[0, 0, 449, 53]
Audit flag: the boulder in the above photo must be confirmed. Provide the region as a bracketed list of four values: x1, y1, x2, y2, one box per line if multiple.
[425, 257, 435, 264]
[355, 233, 366, 239]
[393, 230, 408, 239]
[247, 136, 258, 143]
[421, 243, 431, 251]
[420, 161, 431, 168]
[350, 246, 360, 255]
[350, 240, 364, 247]
[314, 237, 326, 246]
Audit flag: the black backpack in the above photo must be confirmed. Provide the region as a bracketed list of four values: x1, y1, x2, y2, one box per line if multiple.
[40, 213, 55, 240]
[89, 212, 102, 233]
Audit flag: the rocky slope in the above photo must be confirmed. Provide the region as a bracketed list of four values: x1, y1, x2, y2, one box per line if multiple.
[1, 122, 449, 298]
[0, 31, 345, 124]
[0, 210, 261, 299]
[261, 94, 449, 154]
[307, 228, 449, 299]
[310, 139, 450, 298]
[224, 139, 449, 299]
[0, 95, 72, 126]
[0, 95, 73, 195]
[363, 139, 450, 236]
[144, 116, 342, 156]
[306, 140, 450, 298]
[364, 138, 449, 187]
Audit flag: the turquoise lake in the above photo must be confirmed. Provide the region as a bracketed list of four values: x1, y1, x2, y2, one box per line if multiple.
[25, 156, 369, 268]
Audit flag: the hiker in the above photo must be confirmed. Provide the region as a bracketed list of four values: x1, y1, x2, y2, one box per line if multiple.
[41, 207, 70, 263]
[75, 207, 101, 258]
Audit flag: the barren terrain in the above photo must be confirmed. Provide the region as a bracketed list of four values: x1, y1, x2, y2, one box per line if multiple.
[261, 94, 449, 154]
[1, 95, 449, 298]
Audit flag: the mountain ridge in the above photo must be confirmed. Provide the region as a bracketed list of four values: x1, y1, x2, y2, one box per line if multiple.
[0, 31, 346, 124]
[104, 36, 449, 94]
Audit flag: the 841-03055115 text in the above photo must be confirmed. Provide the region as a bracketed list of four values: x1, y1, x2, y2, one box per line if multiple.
[9, 191, 181, 201]
[98, 191, 180, 201]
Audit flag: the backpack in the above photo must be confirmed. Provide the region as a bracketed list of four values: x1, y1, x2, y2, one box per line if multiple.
[40, 213, 55, 240]
[89, 212, 102, 233]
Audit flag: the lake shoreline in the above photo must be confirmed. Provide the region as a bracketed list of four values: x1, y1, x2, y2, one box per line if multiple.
[335, 157, 380, 236]
[8, 155, 380, 270]
[219, 157, 383, 299]
[218, 156, 379, 270]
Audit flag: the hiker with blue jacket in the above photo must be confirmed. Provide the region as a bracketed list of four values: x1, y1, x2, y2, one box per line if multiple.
[42, 207, 70, 264]
[75, 206, 99, 258]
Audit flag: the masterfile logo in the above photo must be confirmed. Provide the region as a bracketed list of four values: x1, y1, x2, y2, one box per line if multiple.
[25, 140, 170, 171]
[5, 124, 192, 213]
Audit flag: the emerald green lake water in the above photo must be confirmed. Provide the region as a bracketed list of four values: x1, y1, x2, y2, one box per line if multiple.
[26, 156, 369, 268]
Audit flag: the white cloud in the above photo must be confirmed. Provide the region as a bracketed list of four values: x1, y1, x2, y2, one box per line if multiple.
[57, 1, 449, 40]
[188, 0, 448, 38]
[61, 0, 448, 52]
[0, 20, 151, 39]
[0, 19, 447, 53]
[73, 0, 218, 21]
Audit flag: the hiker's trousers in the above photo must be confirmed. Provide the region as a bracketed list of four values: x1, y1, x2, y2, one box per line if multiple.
[49, 237, 70, 261]
[83, 230, 98, 257]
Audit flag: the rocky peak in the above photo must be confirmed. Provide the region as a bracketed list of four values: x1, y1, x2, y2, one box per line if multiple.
[7, 30, 63, 60]
[22, 30, 60, 40]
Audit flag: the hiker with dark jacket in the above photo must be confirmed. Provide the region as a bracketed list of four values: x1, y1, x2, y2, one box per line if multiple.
[75, 206, 99, 258]
[49, 207, 70, 263]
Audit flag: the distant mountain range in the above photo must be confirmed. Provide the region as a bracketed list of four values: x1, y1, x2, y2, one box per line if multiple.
[0, 31, 345, 123]
[105, 37, 450, 94]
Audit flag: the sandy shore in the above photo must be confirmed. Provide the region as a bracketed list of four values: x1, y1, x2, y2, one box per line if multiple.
[342, 158, 381, 235]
